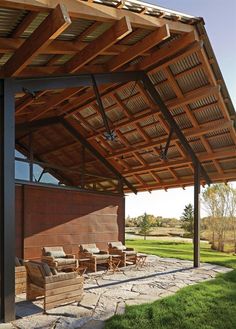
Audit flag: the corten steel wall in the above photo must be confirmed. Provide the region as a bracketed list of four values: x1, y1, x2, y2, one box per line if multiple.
[15, 183, 125, 259]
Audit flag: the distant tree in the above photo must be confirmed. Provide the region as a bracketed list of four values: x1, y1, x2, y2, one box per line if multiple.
[139, 212, 153, 240]
[202, 184, 236, 252]
[181, 203, 194, 237]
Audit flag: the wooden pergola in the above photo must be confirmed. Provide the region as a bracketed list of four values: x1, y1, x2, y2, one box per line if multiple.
[0, 0, 235, 322]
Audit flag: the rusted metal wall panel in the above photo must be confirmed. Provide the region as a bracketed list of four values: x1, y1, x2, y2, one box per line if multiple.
[15, 184, 125, 260]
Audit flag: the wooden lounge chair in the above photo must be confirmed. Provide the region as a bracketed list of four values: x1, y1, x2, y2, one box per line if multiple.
[15, 257, 26, 294]
[25, 261, 83, 311]
[78, 243, 111, 272]
[41, 246, 78, 272]
[108, 241, 137, 266]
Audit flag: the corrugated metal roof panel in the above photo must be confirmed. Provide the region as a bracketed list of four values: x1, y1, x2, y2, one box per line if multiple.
[107, 107, 126, 122]
[169, 52, 201, 75]
[144, 124, 166, 138]
[149, 70, 166, 84]
[174, 114, 192, 129]
[80, 22, 112, 42]
[30, 54, 53, 66]
[219, 160, 236, 171]
[126, 131, 144, 144]
[0, 8, 27, 37]
[189, 95, 217, 110]
[21, 12, 47, 38]
[126, 94, 148, 114]
[157, 171, 173, 180]
[203, 162, 217, 173]
[193, 104, 223, 124]
[189, 139, 205, 153]
[57, 18, 95, 41]
[208, 134, 234, 149]
[175, 167, 192, 177]
[156, 82, 176, 101]
[139, 173, 153, 182]
[177, 69, 209, 94]
[120, 28, 152, 45]
[80, 106, 96, 118]
[116, 83, 139, 100]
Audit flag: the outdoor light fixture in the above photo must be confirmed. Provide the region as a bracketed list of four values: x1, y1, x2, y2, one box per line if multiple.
[22, 87, 37, 99]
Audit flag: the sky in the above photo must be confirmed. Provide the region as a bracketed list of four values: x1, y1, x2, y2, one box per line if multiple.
[125, 0, 236, 219]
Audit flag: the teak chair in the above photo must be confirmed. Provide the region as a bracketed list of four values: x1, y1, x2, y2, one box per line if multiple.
[41, 246, 78, 272]
[108, 241, 137, 266]
[25, 261, 83, 311]
[78, 243, 111, 272]
[15, 257, 26, 294]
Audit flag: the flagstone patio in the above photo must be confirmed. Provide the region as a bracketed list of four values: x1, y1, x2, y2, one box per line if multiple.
[1, 255, 231, 329]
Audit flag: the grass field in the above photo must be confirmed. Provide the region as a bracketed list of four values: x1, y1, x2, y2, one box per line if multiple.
[126, 239, 236, 268]
[105, 239, 236, 329]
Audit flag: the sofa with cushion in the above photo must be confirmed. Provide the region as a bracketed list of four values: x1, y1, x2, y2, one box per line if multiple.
[25, 261, 83, 311]
[41, 246, 78, 272]
[108, 241, 137, 266]
[78, 243, 111, 272]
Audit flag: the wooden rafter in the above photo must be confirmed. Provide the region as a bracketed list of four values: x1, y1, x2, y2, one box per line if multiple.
[3, 4, 71, 76]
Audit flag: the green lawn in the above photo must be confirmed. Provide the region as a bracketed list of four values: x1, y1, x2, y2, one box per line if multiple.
[126, 239, 236, 269]
[105, 239, 236, 329]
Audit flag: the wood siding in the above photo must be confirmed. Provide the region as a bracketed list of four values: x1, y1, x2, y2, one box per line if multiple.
[15, 184, 125, 260]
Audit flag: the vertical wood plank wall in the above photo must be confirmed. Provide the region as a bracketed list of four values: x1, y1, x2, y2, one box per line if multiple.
[15, 184, 125, 259]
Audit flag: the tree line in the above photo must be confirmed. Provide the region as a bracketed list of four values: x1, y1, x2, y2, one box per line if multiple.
[126, 184, 236, 252]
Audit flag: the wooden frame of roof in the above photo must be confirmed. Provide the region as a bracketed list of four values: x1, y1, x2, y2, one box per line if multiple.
[0, 0, 235, 195]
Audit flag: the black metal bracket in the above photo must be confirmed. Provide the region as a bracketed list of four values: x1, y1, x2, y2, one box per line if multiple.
[91, 74, 116, 141]
[160, 128, 173, 161]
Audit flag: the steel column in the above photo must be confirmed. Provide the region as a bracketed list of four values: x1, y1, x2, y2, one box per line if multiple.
[0, 79, 15, 322]
[194, 162, 201, 267]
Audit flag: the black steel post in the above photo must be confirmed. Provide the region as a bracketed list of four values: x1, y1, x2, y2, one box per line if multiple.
[194, 162, 201, 268]
[0, 79, 15, 322]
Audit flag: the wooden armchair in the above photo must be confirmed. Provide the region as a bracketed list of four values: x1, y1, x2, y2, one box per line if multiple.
[25, 261, 83, 311]
[78, 243, 111, 272]
[15, 257, 26, 294]
[41, 246, 78, 272]
[108, 241, 137, 266]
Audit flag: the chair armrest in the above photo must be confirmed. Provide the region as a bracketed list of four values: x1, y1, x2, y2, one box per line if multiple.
[41, 255, 55, 262]
[65, 254, 75, 259]
[99, 251, 108, 254]
[109, 248, 123, 255]
[126, 248, 135, 251]
[78, 251, 93, 259]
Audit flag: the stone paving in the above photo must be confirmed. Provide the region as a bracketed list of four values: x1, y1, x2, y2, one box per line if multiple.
[0, 255, 232, 329]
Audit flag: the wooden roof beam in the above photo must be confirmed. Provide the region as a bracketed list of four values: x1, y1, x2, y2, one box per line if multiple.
[106, 24, 170, 71]
[122, 146, 236, 176]
[55, 16, 132, 74]
[0, 0, 195, 33]
[3, 4, 71, 76]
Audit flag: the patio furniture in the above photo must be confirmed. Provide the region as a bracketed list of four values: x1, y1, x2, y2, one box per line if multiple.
[15, 257, 26, 294]
[41, 246, 78, 272]
[107, 255, 121, 274]
[108, 241, 137, 266]
[135, 254, 147, 269]
[25, 261, 83, 311]
[78, 243, 111, 272]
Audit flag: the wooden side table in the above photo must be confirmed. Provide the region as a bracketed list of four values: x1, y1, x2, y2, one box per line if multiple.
[106, 256, 121, 274]
[135, 255, 147, 268]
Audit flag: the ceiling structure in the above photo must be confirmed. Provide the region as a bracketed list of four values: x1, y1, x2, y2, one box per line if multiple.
[1, 0, 235, 193]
